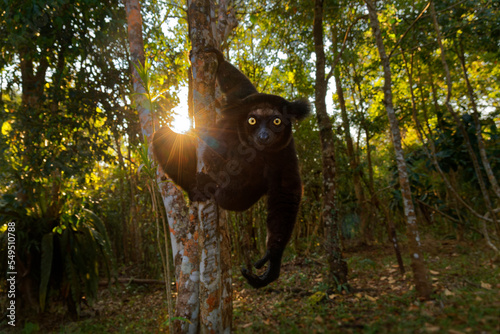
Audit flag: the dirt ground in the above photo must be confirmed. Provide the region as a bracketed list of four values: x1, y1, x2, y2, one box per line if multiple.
[2, 239, 499, 333]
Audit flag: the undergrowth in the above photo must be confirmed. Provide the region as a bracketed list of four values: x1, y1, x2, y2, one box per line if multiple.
[2, 239, 499, 333]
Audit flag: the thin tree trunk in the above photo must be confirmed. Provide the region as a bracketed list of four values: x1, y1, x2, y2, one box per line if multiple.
[313, 0, 348, 288]
[359, 168, 406, 274]
[349, 64, 375, 197]
[455, 40, 500, 200]
[430, 1, 499, 235]
[123, 0, 191, 331]
[127, 146, 138, 263]
[415, 60, 498, 226]
[331, 23, 370, 245]
[347, 63, 404, 272]
[150, 181, 174, 325]
[113, 132, 127, 262]
[401, 43, 467, 241]
[334, 68, 370, 244]
[365, 0, 432, 299]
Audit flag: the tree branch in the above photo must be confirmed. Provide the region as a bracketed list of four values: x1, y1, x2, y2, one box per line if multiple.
[326, 14, 368, 82]
[388, 1, 431, 60]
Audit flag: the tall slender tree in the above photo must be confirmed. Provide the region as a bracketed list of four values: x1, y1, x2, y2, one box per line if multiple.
[313, 0, 348, 288]
[364, 0, 432, 299]
[123, 0, 196, 331]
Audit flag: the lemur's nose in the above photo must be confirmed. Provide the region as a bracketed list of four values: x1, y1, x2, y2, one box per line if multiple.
[258, 131, 270, 142]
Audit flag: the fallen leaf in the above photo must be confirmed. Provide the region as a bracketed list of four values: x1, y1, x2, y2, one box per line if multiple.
[315, 315, 324, 323]
[424, 323, 440, 332]
[408, 305, 419, 311]
[480, 281, 492, 289]
[430, 270, 440, 275]
[444, 289, 454, 296]
[448, 329, 465, 334]
[365, 295, 377, 302]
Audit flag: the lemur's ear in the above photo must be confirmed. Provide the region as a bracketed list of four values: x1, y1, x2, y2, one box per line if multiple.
[286, 99, 311, 121]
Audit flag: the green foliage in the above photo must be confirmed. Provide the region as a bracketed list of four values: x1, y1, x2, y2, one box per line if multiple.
[138, 137, 157, 179]
[0, 0, 127, 316]
[0, 190, 113, 314]
[21, 322, 40, 334]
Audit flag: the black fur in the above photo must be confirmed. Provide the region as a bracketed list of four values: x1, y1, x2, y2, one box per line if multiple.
[153, 49, 310, 288]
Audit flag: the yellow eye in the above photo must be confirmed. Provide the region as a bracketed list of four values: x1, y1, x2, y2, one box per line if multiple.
[273, 117, 282, 126]
[248, 117, 256, 125]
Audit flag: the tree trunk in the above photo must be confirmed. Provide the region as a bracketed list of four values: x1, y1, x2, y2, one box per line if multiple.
[365, 0, 432, 300]
[123, 0, 192, 331]
[187, 0, 233, 332]
[313, 0, 348, 289]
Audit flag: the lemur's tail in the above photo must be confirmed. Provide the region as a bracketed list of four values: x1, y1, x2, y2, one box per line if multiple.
[153, 126, 197, 195]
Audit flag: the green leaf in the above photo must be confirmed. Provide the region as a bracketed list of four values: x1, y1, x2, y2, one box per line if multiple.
[250, 14, 258, 24]
[39, 233, 54, 312]
[65, 254, 81, 315]
[82, 208, 114, 280]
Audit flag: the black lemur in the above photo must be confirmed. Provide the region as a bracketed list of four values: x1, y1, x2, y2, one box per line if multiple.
[152, 49, 310, 288]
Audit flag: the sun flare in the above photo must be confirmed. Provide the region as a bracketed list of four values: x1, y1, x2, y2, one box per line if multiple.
[170, 87, 191, 133]
[171, 111, 191, 133]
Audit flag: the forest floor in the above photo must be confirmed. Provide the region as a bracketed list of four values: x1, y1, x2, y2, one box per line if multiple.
[4, 238, 500, 333]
